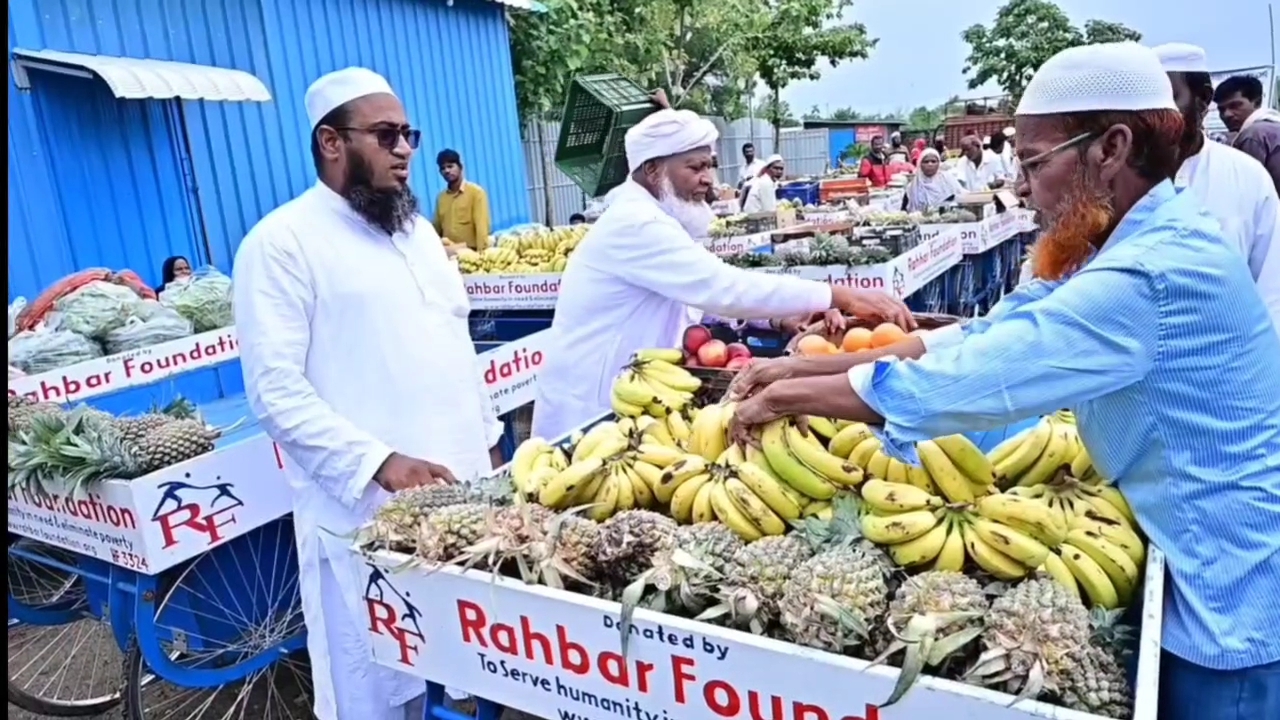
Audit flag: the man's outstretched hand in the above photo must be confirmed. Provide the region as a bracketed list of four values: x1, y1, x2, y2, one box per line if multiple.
[831, 287, 916, 331]
[374, 452, 457, 493]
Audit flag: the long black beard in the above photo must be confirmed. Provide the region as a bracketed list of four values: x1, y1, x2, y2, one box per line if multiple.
[342, 153, 418, 235]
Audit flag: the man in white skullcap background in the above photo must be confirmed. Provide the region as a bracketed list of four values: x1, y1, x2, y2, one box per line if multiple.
[742, 153, 784, 213]
[1153, 42, 1280, 336]
[728, 44, 1280, 720]
[531, 108, 915, 439]
[233, 67, 504, 720]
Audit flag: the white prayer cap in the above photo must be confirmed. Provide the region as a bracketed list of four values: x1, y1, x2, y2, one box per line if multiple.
[1018, 42, 1176, 116]
[305, 67, 397, 129]
[1003, 126, 1016, 137]
[765, 154, 784, 166]
[624, 109, 719, 172]
[1153, 43, 1209, 74]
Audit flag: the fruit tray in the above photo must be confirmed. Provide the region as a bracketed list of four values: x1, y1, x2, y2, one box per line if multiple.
[784, 313, 961, 355]
[686, 365, 740, 405]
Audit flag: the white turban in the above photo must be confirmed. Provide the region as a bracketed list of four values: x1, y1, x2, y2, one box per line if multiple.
[305, 67, 397, 129]
[624, 109, 719, 172]
[1153, 43, 1210, 74]
[1018, 42, 1176, 116]
[764, 154, 784, 167]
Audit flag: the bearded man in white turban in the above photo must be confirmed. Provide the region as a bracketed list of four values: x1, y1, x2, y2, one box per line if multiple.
[531, 108, 915, 439]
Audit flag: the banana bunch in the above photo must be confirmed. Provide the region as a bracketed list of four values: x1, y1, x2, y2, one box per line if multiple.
[987, 413, 1094, 487]
[609, 349, 702, 419]
[845, 431, 995, 503]
[687, 446, 808, 541]
[858, 479, 963, 570]
[757, 418, 866, 502]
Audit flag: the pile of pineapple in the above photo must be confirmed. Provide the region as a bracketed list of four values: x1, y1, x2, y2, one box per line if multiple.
[358, 354, 1145, 719]
[455, 224, 588, 276]
[8, 395, 223, 493]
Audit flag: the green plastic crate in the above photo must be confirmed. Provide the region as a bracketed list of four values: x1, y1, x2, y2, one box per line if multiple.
[555, 74, 658, 198]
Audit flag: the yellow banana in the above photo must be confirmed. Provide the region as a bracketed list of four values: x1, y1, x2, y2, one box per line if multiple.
[612, 372, 660, 407]
[760, 420, 839, 500]
[744, 443, 780, 480]
[511, 438, 551, 487]
[689, 404, 728, 461]
[668, 473, 713, 523]
[572, 422, 623, 463]
[1016, 424, 1075, 487]
[723, 477, 787, 535]
[637, 359, 701, 393]
[806, 416, 841, 440]
[735, 462, 803, 521]
[993, 418, 1053, 482]
[585, 473, 620, 521]
[905, 463, 941, 494]
[865, 449, 891, 479]
[1071, 488, 1133, 528]
[883, 458, 907, 486]
[784, 423, 865, 486]
[859, 509, 941, 545]
[970, 517, 1051, 568]
[717, 443, 746, 466]
[691, 480, 718, 524]
[539, 457, 607, 508]
[987, 425, 1035, 466]
[709, 481, 764, 541]
[860, 478, 944, 514]
[548, 447, 569, 471]
[646, 380, 694, 412]
[659, 455, 709, 486]
[621, 462, 654, 508]
[802, 500, 833, 520]
[634, 348, 685, 364]
[886, 517, 950, 567]
[612, 464, 636, 512]
[521, 466, 558, 499]
[960, 521, 1030, 581]
[973, 494, 1068, 546]
[582, 432, 630, 462]
[933, 519, 967, 572]
[616, 417, 637, 438]
[849, 436, 883, 468]
[917, 440, 975, 503]
[641, 419, 677, 448]
[646, 400, 672, 418]
[629, 460, 668, 501]
[1065, 530, 1138, 606]
[665, 411, 692, 446]
[933, 434, 997, 488]
[1058, 543, 1120, 609]
[1069, 445, 1094, 481]
[1067, 513, 1145, 567]
[828, 423, 874, 459]
[634, 443, 686, 468]
[1087, 484, 1137, 527]
[1038, 552, 1081, 600]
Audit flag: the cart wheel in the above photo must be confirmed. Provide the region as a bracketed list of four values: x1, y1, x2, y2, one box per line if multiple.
[7, 538, 123, 716]
[118, 636, 312, 719]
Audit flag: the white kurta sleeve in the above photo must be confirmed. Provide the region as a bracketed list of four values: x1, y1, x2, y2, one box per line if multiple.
[232, 229, 394, 508]
[598, 219, 832, 319]
[1250, 189, 1280, 336]
[473, 352, 506, 449]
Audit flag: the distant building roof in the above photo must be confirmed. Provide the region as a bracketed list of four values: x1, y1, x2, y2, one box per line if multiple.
[801, 119, 906, 130]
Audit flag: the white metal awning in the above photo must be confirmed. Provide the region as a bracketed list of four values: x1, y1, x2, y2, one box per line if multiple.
[10, 49, 272, 102]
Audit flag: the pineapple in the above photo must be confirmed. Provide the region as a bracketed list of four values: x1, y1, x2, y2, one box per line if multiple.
[131, 418, 217, 474]
[621, 523, 744, 617]
[381, 502, 489, 562]
[964, 578, 1093, 704]
[454, 505, 599, 590]
[1059, 644, 1133, 719]
[8, 407, 140, 493]
[8, 399, 63, 436]
[593, 510, 677, 587]
[700, 534, 813, 634]
[553, 515, 602, 586]
[779, 546, 890, 656]
[114, 414, 177, 447]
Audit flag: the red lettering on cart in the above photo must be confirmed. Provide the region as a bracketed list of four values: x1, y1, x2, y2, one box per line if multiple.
[367, 598, 424, 666]
[455, 600, 655, 692]
[484, 347, 543, 385]
[671, 655, 880, 720]
[155, 503, 239, 548]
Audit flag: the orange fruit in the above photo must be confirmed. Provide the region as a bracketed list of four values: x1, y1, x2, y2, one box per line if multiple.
[841, 327, 874, 353]
[870, 323, 908, 348]
[796, 334, 835, 356]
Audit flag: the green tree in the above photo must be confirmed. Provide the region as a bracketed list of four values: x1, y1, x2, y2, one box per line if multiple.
[509, 0, 615, 123]
[754, 0, 876, 145]
[960, 0, 1141, 103]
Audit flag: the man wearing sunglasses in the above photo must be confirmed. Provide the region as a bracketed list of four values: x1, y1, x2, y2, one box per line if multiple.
[728, 43, 1280, 720]
[232, 67, 502, 720]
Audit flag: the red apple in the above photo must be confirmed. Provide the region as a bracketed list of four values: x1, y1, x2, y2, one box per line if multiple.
[725, 342, 752, 361]
[683, 324, 713, 355]
[696, 339, 729, 368]
[725, 356, 753, 370]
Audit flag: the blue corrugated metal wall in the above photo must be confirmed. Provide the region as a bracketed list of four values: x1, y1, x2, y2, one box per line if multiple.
[8, 0, 530, 294]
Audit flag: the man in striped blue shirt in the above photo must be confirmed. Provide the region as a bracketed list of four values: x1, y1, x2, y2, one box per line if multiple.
[731, 44, 1280, 720]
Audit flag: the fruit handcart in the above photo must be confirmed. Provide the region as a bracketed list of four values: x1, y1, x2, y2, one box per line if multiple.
[352, 344, 1162, 720]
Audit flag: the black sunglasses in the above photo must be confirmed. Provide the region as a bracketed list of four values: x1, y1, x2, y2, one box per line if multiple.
[331, 125, 421, 151]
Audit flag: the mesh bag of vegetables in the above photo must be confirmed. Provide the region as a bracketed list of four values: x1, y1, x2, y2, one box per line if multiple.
[103, 300, 194, 355]
[54, 280, 143, 338]
[8, 321, 105, 374]
[159, 267, 233, 332]
[8, 297, 26, 339]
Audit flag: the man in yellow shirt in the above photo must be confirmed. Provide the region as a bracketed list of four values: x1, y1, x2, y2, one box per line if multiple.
[433, 149, 491, 251]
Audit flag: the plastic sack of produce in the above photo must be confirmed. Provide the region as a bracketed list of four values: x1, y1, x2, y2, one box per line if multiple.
[15, 268, 156, 333]
[8, 297, 26, 338]
[54, 280, 144, 338]
[103, 301, 194, 355]
[8, 323, 105, 374]
[159, 267, 234, 332]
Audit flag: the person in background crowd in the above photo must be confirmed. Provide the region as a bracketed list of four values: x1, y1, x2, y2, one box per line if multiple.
[1000, 126, 1019, 177]
[910, 138, 927, 164]
[156, 255, 192, 293]
[956, 134, 1006, 189]
[859, 135, 891, 187]
[1214, 75, 1280, 194]
[743, 154, 784, 213]
[728, 44, 1280, 720]
[433, 149, 491, 252]
[568, 213, 587, 225]
[901, 148, 962, 212]
[531, 109, 914, 439]
[887, 132, 909, 164]
[232, 67, 504, 720]
[1155, 43, 1279, 335]
[986, 132, 1015, 181]
[739, 142, 766, 187]
[933, 137, 947, 156]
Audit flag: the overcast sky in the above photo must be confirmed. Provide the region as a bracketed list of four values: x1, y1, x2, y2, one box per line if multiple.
[781, 0, 1278, 115]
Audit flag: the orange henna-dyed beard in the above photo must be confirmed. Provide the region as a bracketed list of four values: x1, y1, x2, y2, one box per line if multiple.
[1031, 174, 1116, 282]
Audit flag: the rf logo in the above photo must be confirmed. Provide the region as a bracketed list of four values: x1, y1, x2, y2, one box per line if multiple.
[366, 565, 425, 666]
[891, 266, 907, 298]
[151, 477, 244, 549]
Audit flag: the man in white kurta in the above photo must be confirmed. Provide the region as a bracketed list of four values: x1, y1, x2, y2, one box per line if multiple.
[742, 154, 783, 213]
[957, 134, 1007, 190]
[233, 68, 503, 720]
[532, 110, 915, 440]
[1155, 44, 1280, 335]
